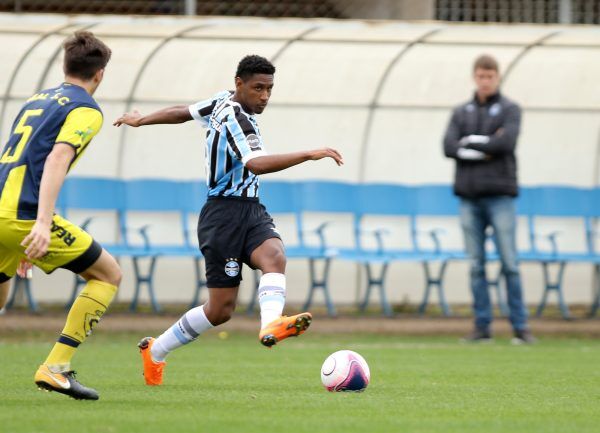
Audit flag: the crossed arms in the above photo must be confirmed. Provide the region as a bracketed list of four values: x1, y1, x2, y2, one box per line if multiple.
[443, 103, 521, 161]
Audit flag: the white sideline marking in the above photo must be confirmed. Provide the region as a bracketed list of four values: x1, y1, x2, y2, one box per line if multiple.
[288, 342, 464, 350]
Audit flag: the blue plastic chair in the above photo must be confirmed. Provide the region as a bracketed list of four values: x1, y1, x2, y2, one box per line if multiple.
[58, 177, 126, 310]
[298, 181, 363, 316]
[350, 183, 417, 316]
[253, 180, 340, 316]
[123, 179, 209, 312]
[589, 188, 600, 317]
[521, 186, 596, 319]
[182, 180, 209, 309]
[5, 275, 38, 312]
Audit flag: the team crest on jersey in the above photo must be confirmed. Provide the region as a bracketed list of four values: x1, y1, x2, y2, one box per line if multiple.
[247, 134, 261, 151]
[210, 116, 222, 132]
[489, 103, 502, 117]
[224, 258, 240, 277]
[75, 127, 94, 143]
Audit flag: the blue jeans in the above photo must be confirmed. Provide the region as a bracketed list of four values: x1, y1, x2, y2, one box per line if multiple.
[460, 196, 528, 332]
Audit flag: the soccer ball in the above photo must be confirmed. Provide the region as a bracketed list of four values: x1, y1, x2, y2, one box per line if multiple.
[320, 350, 370, 392]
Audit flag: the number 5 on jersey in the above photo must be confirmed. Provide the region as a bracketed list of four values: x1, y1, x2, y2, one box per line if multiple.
[0, 109, 43, 164]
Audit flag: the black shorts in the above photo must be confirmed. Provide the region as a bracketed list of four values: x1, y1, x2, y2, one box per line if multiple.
[197, 196, 282, 288]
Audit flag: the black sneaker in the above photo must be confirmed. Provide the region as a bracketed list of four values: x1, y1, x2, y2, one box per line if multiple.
[34, 364, 99, 400]
[460, 328, 493, 343]
[511, 329, 537, 345]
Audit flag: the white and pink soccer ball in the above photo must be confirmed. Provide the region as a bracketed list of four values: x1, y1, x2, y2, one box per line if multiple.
[320, 350, 370, 392]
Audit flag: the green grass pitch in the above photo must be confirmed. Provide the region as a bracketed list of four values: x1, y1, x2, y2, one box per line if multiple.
[1, 331, 599, 433]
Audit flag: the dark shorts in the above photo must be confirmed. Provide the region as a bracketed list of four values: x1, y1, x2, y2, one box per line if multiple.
[197, 196, 282, 288]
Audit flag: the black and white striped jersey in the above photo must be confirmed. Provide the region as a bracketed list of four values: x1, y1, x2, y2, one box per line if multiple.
[189, 90, 267, 198]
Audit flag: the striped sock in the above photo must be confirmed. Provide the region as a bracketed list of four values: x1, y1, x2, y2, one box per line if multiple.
[151, 304, 214, 362]
[258, 273, 286, 329]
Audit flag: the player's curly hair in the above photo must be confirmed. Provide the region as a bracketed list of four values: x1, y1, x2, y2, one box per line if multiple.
[63, 31, 112, 80]
[236, 55, 275, 80]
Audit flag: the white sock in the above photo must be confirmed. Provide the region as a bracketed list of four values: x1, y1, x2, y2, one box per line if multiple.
[258, 273, 286, 329]
[151, 304, 214, 362]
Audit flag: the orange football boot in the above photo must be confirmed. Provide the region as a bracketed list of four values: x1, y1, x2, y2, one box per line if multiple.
[138, 337, 165, 385]
[259, 312, 312, 347]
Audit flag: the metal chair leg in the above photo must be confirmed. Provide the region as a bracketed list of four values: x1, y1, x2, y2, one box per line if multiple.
[129, 256, 161, 313]
[419, 260, 451, 316]
[360, 262, 392, 317]
[302, 257, 335, 316]
[536, 261, 570, 319]
[6, 276, 38, 312]
[436, 261, 451, 316]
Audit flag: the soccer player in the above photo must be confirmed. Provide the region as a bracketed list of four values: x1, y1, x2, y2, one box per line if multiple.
[0, 31, 121, 400]
[114, 55, 343, 385]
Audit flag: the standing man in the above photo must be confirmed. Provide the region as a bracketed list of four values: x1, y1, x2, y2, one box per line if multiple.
[114, 55, 343, 385]
[443, 54, 534, 344]
[0, 31, 121, 400]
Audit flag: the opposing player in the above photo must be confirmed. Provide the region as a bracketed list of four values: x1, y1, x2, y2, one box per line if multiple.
[0, 31, 121, 400]
[114, 55, 343, 385]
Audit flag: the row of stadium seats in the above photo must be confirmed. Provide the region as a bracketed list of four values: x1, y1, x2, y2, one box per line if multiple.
[7, 178, 600, 318]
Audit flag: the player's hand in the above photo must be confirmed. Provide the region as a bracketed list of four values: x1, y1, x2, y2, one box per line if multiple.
[459, 135, 490, 147]
[21, 220, 51, 260]
[16, 260, 33, 279]
[113, 110, 142, 127]
[457, 148, 486, 161]
[309, 148, 344, 166]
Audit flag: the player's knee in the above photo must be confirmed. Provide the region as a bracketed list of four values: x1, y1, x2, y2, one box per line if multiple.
[80, 259, 122, 287]
[262, 246, 286, 273]
[107, 266, 122, 287]
[205, 294, 237, 325]
[208, 303, 235, 326]
[103, 253, 122, 286]
[222, 299, 237, 323]
[273, 248, 286, 270]
[215, 310, 233, 326]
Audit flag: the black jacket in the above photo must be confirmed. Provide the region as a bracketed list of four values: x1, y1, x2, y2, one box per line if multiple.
[443, 92, 521, 198]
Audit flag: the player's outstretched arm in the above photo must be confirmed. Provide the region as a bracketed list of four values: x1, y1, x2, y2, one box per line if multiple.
[113, 105, 192, 127]
[245, 148, 343, 175]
